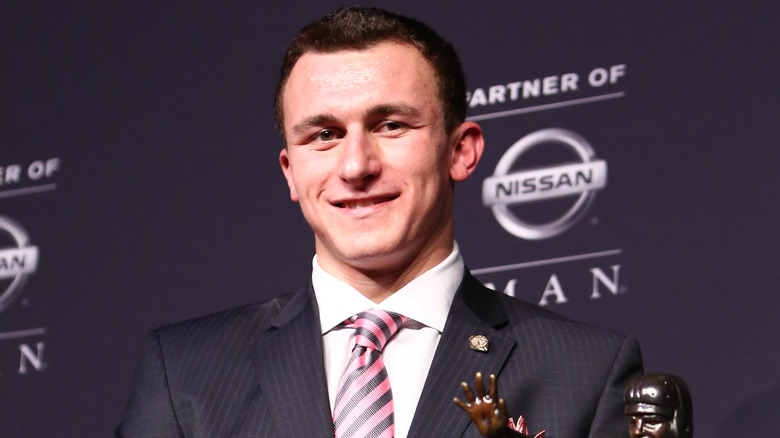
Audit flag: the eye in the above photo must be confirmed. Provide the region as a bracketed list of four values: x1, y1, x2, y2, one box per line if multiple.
[316, 130, 337, 141]
[378, 121, 405, 133]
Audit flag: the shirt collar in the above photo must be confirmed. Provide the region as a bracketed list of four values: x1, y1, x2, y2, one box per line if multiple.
[312, 243, 464, 335]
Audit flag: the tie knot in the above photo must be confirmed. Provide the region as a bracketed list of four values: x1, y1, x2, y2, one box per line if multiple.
[349, 309, 406, 352]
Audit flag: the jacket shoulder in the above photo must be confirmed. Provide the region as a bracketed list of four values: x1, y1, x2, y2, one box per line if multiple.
[463, 273, 637, 358]
[152, 293, 297, 357]
[500, 290, 631, 348]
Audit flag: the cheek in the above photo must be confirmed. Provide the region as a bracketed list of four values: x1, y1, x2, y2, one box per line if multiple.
[290, 155, 331, 196]
[293, 174, 321, 201]
[392, 143, 448, 179]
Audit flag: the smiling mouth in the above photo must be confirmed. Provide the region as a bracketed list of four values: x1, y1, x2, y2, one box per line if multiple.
[335, 195, 398, 209]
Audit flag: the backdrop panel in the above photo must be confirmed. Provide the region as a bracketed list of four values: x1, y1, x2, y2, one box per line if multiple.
[1, 2, 777, 436]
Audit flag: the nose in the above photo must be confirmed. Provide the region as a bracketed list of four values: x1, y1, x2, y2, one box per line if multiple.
[337, 130, 380, 187]
[629, 418, 645, 437]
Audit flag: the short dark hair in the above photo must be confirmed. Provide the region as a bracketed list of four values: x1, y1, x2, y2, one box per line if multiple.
[274, 6, 467, 138]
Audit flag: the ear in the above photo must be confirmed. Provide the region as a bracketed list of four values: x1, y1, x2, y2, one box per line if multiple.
[279, 148, 300, 202]
[449, 121, 485, 182]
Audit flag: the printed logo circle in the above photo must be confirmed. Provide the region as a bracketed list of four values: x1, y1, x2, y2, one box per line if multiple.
[0, 216, 39, 313]
[482, 128, 607, 240]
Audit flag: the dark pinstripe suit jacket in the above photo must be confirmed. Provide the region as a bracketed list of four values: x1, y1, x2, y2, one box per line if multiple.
[117, 272, 642, 438]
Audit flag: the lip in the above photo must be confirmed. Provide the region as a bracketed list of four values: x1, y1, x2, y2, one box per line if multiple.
[332, 194, 399, 210]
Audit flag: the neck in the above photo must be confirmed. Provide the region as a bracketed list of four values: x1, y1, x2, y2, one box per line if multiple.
[316, 240, 454, 303]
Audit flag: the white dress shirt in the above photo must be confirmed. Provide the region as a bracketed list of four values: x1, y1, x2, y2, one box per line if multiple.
[312, 244, 464, 438]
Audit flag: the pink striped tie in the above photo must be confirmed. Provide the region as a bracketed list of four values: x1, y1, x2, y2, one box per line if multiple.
[333, 309, 407, 438]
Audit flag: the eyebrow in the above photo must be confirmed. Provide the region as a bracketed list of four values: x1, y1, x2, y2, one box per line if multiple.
[289, 103, 422, 136]
[290, 114, 338, 136]
[364, 103, 421, 119]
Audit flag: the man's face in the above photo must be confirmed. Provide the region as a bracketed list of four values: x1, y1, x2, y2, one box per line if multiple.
[628, 413, 674, 438]
[279, 42, 476, 280]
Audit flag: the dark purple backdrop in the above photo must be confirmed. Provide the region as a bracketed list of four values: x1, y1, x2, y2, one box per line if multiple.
[1, 2, 778, 436]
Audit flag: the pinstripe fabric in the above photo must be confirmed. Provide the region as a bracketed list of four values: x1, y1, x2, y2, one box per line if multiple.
[333, 310, 407, 438]
[407, 273, 642, 438]
[117, 272, 642, 438]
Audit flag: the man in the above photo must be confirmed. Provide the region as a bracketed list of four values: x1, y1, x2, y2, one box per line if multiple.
[118, 6, 642, 438]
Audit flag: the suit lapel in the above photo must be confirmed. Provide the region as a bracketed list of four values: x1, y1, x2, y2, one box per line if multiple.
[408, 272, 516, 438]
[254, 287, 334, 438]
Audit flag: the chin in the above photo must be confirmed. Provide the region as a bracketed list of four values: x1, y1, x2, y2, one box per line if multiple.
[335, 241, 407, 268]
[340, 245, 397, 264]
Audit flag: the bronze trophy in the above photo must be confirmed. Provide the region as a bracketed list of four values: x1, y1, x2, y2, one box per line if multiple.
[624, 373, 693, 438]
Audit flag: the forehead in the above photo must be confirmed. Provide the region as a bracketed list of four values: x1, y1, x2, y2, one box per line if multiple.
[281, 42, 441, 126]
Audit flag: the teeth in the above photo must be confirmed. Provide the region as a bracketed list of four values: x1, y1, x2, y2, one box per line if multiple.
[343, 199, 377, 209]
